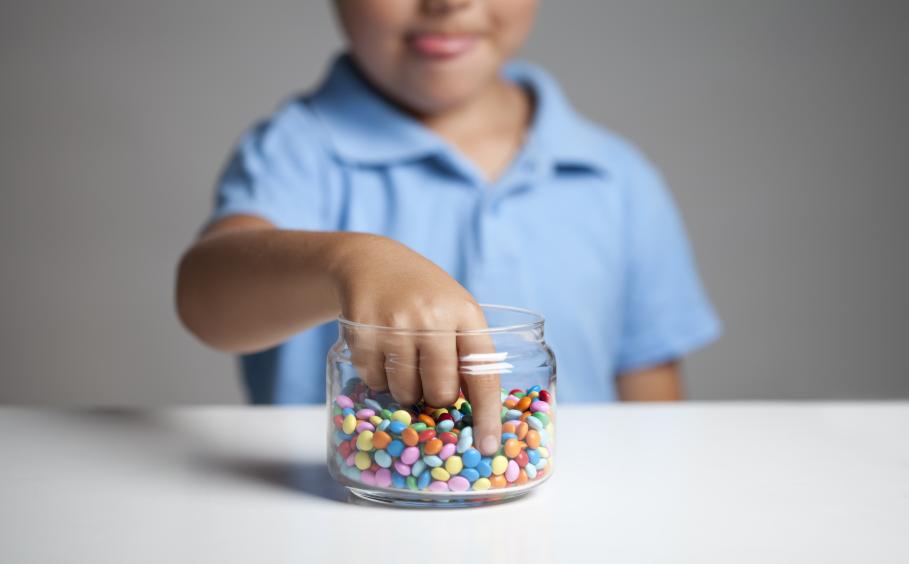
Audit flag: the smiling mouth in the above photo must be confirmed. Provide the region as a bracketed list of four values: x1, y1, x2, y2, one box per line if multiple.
[407, 33, 479, 59]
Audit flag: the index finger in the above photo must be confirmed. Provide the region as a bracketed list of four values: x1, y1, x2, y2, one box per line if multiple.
[457, 329, 502, 457]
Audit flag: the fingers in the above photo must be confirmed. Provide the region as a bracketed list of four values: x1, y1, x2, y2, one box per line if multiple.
[417, 334, 460, 407]
[349, 326, 388, 392]
[383, 333, 421, 406]
[458, 330, 502, 457]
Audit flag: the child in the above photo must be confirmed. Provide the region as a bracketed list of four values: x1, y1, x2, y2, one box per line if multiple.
[176, 0, 720, 456]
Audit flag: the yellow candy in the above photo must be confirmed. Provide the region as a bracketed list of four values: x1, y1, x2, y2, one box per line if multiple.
[472, 478, 491, 491]
[491, 455, 508, 475]
[431, 467, 451, 481]
[545, 422, 555, 436]
[342, 414, 357, 435]
[369, 415, 382, 426]
[391, 410, 412, 425]
[432, 408, 448, 418]
[538, 447, 550, 459]
[444, 455, 463, 475]
[356, 430, 374, 451]
[454, 397, 465, 409]
[354, 451, 371, 470]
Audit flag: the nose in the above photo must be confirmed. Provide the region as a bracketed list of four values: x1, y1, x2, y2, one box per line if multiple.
[422, 0, 472, 16]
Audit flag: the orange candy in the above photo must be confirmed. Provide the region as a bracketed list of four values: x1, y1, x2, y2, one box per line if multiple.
[503, 438, 521, 458]
[418, 414, 436, 427]
[503, 398, 517, 409]
[502, 421, 518, 435]
[424, 438, 443, 455]
[489, 475, 507, 489]
[516, 469, 529, 485]
[525, 430, 540, 449]
[402, 427, 419, 446]
[372, 430, 392, 450]
[516, 421, 528, 440]
[515, 396, 532, 412]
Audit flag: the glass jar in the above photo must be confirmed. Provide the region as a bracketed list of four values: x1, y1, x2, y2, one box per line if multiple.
[326, 304, 556, 507]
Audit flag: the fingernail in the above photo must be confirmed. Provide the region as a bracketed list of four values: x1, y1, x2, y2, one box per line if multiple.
[480, 435, 497, 455]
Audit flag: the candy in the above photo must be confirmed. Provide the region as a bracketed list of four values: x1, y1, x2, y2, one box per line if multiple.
[374, 449, 392, 468]
[372, 430, 392, 450]
[472, 477, 491, 491]
[331, 383, 555, 494]
[444, 455, 463, 475]
[356, 431, 374, 451]
[448, 476, 470, 492]
[401, 427, 419, 447]
[505, 460, 520, 482]
[391, 410, 412, 425]
[400, 446, 420, 465]
[461, 448, 481, 468]
[386, 439, 405, 457]
[491, 455, 508, 475]
[342, 414, 357, 435]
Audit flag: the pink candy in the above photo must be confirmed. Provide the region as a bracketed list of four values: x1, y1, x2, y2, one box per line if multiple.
[355, 421, 375, 433]
[439, 443, 456, 460]
[400, 446, 420, 465]
[505, 460, 520, 483]
[359, 470, 376, 486]
[393, 461, 412, 476]
[336, 395, 354, 409]
[375, 468, 392, 487]
[428, 481, 449, 492]
[356, 408, 375, 419]
[530, 400, 550, 413]
[448, 476, 470, 492]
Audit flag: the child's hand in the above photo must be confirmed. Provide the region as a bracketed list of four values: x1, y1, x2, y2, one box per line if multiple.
[336, 235, 502, 455]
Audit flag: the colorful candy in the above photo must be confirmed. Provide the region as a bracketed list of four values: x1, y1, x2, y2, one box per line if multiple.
[330, 380, 554, 494]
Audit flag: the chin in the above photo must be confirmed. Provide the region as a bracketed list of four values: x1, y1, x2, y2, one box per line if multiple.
[399, 72, 494, 115]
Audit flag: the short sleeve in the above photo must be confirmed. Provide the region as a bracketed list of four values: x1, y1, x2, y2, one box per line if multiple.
[207, 103, 333, 231]
[615, 153, 722, 374]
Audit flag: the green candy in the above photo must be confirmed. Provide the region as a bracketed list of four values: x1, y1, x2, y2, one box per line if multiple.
[513, 392, 526, 399]
[411, 422, 428, 431]
[332, 406, 342, 416]
[459, 402, 472, 415]
[405, 476, 418, 491]
[380, 409, 393, 420]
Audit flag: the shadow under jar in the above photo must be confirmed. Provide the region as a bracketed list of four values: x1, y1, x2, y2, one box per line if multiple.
[326, 304, 557, 507]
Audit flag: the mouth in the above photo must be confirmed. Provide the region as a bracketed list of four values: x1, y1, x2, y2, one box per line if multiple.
[407, 33, 480, 60]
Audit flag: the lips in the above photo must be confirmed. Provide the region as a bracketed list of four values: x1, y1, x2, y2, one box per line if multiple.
[408, 33, 479, 59]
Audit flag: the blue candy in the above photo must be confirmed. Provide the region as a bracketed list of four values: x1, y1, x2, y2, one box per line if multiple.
[422, 455, 443, 468]
[335, 430, 354, 441]
[451, 410, 463, 423]
[391, 471, 406, 489]
[501, 432, 518, 443]
[504, 409, 523, 421]
[461, 448, 481, 468]
[476, 459, 492, 478]
[528, 385, 542, 393]
[436, 419, 455, 432]
[386, 439, 405, 457]
[527, 448, 541, 465]
[417, 470, 432, 490]
[459, 468, 480, 483]
[377, 419, 391, 432]
[341, 407, 355, 417]
[388, 421, 407, 435]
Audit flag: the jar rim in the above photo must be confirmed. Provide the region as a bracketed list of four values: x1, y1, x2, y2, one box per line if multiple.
[337, 303, 544, 335]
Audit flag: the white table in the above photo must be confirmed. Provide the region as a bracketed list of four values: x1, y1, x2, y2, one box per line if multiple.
[1, 404, 907, 563]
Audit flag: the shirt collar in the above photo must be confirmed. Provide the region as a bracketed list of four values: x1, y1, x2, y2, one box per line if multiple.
[307, 53, 611, 173]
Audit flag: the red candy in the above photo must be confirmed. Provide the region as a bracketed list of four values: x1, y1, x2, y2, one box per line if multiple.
[437, 413, 454, 423]
[515, 450, 529, 468]
[338, 441, 352, 458]
[418, 429, 436, 443]
[539, 390, 552, 403]
[439, 432, 458, 445]
[333, 415, 344, 429]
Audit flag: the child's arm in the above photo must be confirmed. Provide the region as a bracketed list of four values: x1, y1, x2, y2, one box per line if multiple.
[616, 362, 683, 401]
[176, 214, 502, 454]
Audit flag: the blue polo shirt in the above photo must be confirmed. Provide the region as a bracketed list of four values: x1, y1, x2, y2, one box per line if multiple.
[210, 53, 721, 404]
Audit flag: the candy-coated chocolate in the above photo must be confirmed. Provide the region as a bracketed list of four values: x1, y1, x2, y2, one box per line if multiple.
[356, 430, 374, 451]
[505, 460, 520, 482]
[372, 430, 392, 450]
[386, 439, 405, 457]
[400, 446, 420, 465]
[342, 414, 357, 435]
[401, 427, 419, 446]
[423, 438, 443, 455]
[335, 395, 354, 409]
[448, 476, 470, 491]
[444, 455, 463, 475]
[491, 455, 508, 475]
[503, 438, 521, 459]
[431, 467, 451, 481]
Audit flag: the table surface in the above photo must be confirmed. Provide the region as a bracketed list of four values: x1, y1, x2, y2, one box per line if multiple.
[1, 403, 907, 563]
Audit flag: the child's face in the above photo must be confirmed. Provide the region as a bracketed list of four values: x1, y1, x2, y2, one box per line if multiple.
[335, 0, 538, 115]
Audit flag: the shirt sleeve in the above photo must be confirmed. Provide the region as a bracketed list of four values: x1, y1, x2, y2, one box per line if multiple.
[615, 153, 722, 374]
[206, 104, 333, 231]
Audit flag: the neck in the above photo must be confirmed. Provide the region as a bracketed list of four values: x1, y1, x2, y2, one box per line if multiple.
[417, 77, 533, 182]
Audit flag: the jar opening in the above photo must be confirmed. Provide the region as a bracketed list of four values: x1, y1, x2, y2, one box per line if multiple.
[337, 304, 544, 335]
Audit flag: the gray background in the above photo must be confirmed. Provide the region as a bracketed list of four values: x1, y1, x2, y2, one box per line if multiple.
[1, 0, 906, 405]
